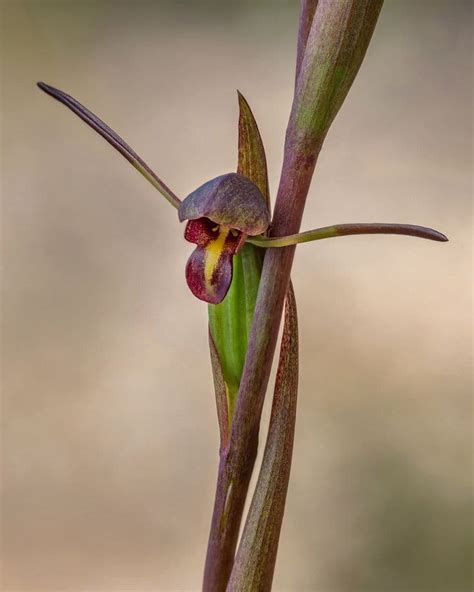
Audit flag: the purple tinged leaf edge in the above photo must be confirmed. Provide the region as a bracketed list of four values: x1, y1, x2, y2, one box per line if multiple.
[228, 281, 298, 591]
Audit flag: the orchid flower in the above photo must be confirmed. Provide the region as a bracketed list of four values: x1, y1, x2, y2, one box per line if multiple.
[179, 173, 270, 304]
[37, 82, 446, 308]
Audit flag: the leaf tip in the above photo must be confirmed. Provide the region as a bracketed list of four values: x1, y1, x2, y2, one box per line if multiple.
[237, 89, 250, 109]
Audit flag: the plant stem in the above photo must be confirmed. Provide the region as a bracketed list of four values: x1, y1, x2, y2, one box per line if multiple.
[203, 148, 316, 592]
[203, 440, 258, 591]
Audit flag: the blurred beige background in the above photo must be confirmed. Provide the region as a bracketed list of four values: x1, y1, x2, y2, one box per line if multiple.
[1, 1, 472, 590]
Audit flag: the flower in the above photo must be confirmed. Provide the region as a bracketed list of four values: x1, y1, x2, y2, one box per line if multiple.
[178, 173, 270, 304]
[36, 82, 448, 308]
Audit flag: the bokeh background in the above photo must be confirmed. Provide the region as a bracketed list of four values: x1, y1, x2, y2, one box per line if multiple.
[2, 1, 472, 590]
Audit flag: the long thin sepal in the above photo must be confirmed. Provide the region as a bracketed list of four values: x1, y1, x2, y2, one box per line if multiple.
[37, 82, 181, 209]
[228, 281, 298, 592]
[248, 223, 448, 247]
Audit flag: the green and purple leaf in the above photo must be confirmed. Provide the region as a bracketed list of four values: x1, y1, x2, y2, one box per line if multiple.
[228, 282, 299, 592]
[203, 93, 271, 589]
[205, 103, 270, 420]
[237, 92, 271, 214]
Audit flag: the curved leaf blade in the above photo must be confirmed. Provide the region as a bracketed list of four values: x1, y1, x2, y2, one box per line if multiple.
[228, 281, 298, 591]
[204, 92, 270, 589]
[208, 92, 269, 426]
[237, 91, 271, 214]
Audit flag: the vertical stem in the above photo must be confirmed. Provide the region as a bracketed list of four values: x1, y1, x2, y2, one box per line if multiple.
[203, 439, 258, 591]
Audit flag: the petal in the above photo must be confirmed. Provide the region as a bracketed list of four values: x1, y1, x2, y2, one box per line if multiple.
[186, 246, 233, 304]
[185, 228, 241, 304]
[178, 173, 270, 236]
[184, 218, 216, 247]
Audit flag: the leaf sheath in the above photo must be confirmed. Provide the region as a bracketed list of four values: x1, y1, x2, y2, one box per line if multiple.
[204, 92, 269, 590]
[228, 282, 298, 591]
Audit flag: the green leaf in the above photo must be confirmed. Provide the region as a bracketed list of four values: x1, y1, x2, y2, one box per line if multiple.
[208, 243, 263, 426]
[208, 92, 268, 432]
[227, 282, 298, 591]
[237, 91, 271, 213]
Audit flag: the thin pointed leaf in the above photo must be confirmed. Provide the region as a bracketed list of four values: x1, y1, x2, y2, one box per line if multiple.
[37, 82, 181, 209]
[247, 222, 448, 247]
[228, 282, 298, 592]
[204, 93, 271, 590]
[208, 243, 263, 415]
[208, 93, 270, 424]
[237, 91, 271, 213]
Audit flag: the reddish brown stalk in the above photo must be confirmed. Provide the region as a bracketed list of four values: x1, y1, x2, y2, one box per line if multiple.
[203, 440, 258, 591]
